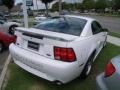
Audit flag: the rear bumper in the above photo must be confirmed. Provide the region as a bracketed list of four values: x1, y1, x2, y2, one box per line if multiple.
[9, 43, 82, 83]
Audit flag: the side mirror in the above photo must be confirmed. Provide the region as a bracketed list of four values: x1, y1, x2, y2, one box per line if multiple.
[102, 28, 108, 32]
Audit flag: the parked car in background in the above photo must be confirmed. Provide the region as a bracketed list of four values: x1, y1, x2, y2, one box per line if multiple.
[33, 15, 49, 25]
[28, 10, 34, 16]
[18, 11, 23, 17]
[60, 10, 70, 15]
[0, 29, 16, 52]
[34, 15, 47, 21]
[3, 11, 10, 18]
[11, 12, 19, 17]
[0, 13, 7, 21]
[0, 19, 21, 35]
[96, 55, 120, 90]
[34, 14, 53, 23]
[10, 15, 108, 84]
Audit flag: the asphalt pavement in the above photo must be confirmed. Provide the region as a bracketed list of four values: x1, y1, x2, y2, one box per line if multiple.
[81, 15, 120, 33]
[0, 51, 9, 74]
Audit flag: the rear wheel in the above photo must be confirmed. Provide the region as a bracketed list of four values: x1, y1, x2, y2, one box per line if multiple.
[80, 52, 95, 79]
[9, 25, 18, 35]
[0, 42, 3, 53]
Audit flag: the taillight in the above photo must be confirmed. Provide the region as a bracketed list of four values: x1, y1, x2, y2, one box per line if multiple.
[104, 62, 116, 77]
[54, 47, 76, 62]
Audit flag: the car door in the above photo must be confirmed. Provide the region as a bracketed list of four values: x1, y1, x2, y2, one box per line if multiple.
[91, 21, 106, 54]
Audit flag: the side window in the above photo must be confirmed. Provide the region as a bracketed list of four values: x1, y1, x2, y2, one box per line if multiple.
[91, 21, 102, 34]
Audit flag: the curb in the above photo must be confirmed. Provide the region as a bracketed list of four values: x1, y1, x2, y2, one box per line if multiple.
[0, 55, 11, 90]
[107, 35, 120, 46]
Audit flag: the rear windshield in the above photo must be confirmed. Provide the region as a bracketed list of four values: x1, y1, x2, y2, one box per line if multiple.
[34, 16, 87, 36]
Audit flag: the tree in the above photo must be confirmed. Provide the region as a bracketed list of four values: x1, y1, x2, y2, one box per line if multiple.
[52, 2, 59, 11]
[52, 2, 67, 11]
[106, 0, 112, 8]
[40, 0, 54, 16]
[82, 0, 95, 11]
[113, 0, 120, 11]
[75, 3, 84, 12]
[95, 0, 107, 12]
[2, 0, 15, 12]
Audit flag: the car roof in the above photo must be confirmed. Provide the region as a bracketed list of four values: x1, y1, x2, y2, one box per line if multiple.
[64, 15, 96, 22]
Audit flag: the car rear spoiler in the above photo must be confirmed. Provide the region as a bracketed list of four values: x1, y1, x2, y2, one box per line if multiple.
[15, 27, 78, 42]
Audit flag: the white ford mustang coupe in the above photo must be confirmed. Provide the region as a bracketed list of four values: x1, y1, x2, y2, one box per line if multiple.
[9, 15, 108, 84]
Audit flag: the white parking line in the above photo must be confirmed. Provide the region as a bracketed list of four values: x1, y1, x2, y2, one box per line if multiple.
[0, 55, 11, 90]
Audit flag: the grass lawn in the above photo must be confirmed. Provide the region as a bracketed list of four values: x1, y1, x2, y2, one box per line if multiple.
[3, 43, 120, 90]
[29, 22, 34, 27]
[108, 32, 120, 38]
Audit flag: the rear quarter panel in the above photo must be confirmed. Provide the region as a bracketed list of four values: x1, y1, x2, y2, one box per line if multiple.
[67, 36, 98, 72]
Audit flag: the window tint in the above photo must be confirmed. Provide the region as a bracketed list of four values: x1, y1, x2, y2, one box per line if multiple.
[91, 21, 102, 34]
[34, 17, 87, 36]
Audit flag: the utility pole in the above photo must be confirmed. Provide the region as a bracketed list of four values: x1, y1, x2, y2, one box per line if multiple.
[36, 0, 38, 10]
[59, 0, 62, 15]
[32, 0, 34, 10]
[23, 0, 28, 28]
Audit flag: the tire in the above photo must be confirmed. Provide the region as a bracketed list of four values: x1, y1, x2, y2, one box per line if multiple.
[103, 36, 107, 47]
[0, 42, 3, 53]
[80, 52, 95, 79]
[9, 25, 18, 35]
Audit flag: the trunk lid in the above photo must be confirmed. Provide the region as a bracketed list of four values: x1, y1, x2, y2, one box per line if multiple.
[15, 27, 78, 60]
[16, 27, 78, 41]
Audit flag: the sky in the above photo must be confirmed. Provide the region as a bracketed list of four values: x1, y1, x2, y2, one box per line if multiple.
[16, 0, 83, 9]
[15, 0, 22, 4]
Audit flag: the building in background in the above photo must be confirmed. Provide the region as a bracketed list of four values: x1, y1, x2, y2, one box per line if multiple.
[24, 0, 83, 10]
[0, 0, 83, 14]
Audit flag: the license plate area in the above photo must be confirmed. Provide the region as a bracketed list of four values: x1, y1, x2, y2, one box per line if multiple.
[28, 41, 39, 51]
